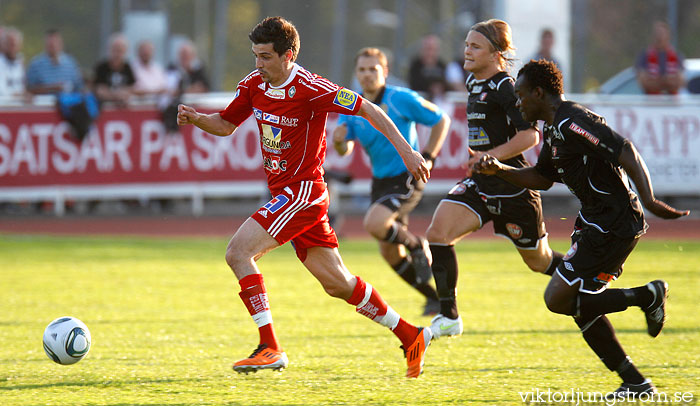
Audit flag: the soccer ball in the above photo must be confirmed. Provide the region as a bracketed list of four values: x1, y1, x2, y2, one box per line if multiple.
[42, 317, 91, 365]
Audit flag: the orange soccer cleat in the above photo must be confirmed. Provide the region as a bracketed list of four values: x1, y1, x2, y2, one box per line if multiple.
[402, 327, 433, 378]
[233, 344, 289, 374]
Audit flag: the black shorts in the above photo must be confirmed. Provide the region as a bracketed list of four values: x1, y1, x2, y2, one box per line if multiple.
[441, 177, 546, 249]
[371, 171, 425, 225]
[557, 217, 639, 293]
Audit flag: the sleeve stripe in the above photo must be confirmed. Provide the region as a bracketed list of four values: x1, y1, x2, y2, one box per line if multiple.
[495, 76, 512, 90]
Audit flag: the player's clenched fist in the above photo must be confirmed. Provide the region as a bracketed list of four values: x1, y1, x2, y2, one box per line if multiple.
[473, 154, 503, 175]
[177, 104, 199, 126]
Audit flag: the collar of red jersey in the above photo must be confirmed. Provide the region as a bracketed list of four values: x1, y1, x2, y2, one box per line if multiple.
[267, 63, 300, 89]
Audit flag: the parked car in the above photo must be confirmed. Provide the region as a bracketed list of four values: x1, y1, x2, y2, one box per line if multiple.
[598, 58, 700, 94]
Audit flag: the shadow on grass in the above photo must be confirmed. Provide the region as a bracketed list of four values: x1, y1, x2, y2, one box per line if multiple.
[0, 377, 191, 391]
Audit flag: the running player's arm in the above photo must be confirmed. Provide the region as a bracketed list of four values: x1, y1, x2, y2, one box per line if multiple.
[177, 104, 237, 137]
[332, 123, 354, 156]
[358, 99, 429, 182]
[474, 155, 554, 190]
[474, 137, 555, 190]
[618, 141, 689, 219]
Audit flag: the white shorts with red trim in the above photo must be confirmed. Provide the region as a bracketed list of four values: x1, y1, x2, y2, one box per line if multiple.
[252, 181, 338, 261]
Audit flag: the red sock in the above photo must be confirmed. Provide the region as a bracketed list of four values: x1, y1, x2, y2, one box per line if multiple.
[347, 276, 419, 348]
[238, 273, 281, 350]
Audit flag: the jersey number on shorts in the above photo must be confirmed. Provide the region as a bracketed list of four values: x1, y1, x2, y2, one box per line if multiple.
[263, 195, 290, 213]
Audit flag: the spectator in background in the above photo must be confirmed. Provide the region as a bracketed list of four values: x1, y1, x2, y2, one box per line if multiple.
[26, 29, 83, 94]
[636, 21, 685, 94]
[132, 40, 168, 97]
[531, 28, 561, 69]
[94, 33, 135, 106]
[445, 54, 468, 91]
[0, 27, 26, 98]
[171, 40, 210, 94]
[408, 34, 447, 101]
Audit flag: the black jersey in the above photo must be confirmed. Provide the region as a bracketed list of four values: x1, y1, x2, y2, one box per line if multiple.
[466, 71, 534, 195]
[535, 101, 646, 238]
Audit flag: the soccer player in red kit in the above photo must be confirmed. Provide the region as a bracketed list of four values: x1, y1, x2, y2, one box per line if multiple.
[177, 16, 433, 378]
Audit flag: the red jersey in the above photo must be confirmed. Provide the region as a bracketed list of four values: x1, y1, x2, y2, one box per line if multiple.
[219, 63, 363, 193]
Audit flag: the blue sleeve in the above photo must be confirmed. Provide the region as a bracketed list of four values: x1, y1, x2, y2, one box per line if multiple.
[337, 114, 356, 141]
[399, 90, 443, 127]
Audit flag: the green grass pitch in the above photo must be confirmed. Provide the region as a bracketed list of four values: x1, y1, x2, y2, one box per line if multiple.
[0, 235, 698, 405]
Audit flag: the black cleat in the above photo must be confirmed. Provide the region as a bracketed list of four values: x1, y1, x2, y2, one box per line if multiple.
[605, 380, 656, 401]
[644, 280, 668, 338]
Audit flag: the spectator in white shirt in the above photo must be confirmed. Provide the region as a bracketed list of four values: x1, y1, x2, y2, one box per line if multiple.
[0, 27, 26, 98]
[132, 40, 168, 96]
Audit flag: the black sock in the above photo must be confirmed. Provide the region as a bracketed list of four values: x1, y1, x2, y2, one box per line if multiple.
[544, 251, 564, 276]
[383, 222, 419, 250]
[616, 356, 646, 385]
[577, 290, 629, 319]
[624, 286, 654, 308]
[429, 244, 459, 319]
[391, 258, 438, 300]
[574, 315, 644, 384]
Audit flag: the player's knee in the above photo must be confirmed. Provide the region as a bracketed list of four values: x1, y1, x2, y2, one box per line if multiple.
[363, 217, 387, 240]
[544, 292, 573, 315]
[425, 224, 448, 244]
[225, 245, 249, 272]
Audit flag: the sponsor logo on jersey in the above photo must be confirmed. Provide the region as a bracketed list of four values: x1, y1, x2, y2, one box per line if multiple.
[420, 98, 439, 112]
[253, 107, 263, 120]
[261, 124, 290, 154]
[265, 88, 286, 99]
[288, 86, 296, 98]
[488, 81, 497, 89]
[506, 223, 523, 239]
[262, 194, 290, 213]
[563, 242, 577, 260]
[281, 116, 299, 127]
[479, 92, 488, 101]
[263, 112, 280, 124]
[468, 127, 490, 146]
[263, 155, 287, 174]
[471, 85, 482, 93]
[467, 112, 486, 120]
[333, 88, 358, 110]
[258, 82, 266, 91]
[518, 238, 532, 244]
[569, 122, 599, 145]
[298, 78, 318, 91]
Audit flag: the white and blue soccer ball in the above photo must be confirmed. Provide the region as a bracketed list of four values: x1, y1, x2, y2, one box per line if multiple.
[42, 316, 91, 365]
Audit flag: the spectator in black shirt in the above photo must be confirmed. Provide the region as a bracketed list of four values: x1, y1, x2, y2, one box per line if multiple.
[474, 59, 689, 398]
[175, 40, 210, 94]
[408, 34, 446, 101]
[94, 33, 135, 106]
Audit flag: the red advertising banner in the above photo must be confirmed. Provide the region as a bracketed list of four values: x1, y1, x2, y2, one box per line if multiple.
[0, 105, 473, 188]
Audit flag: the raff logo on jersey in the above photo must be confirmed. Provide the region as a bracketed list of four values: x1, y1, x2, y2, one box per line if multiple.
[265, 88, 286, 100]
[333, 88, 358, 110]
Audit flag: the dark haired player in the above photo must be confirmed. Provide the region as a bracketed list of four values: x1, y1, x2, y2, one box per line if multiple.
[474, 59, 689, 396]
[426, 19, 564, 338]
[178, 17, 433, 378]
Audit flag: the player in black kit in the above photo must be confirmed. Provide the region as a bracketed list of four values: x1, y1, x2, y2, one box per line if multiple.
[474, 59, 689, 397]
[427, 19, 564, 338]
